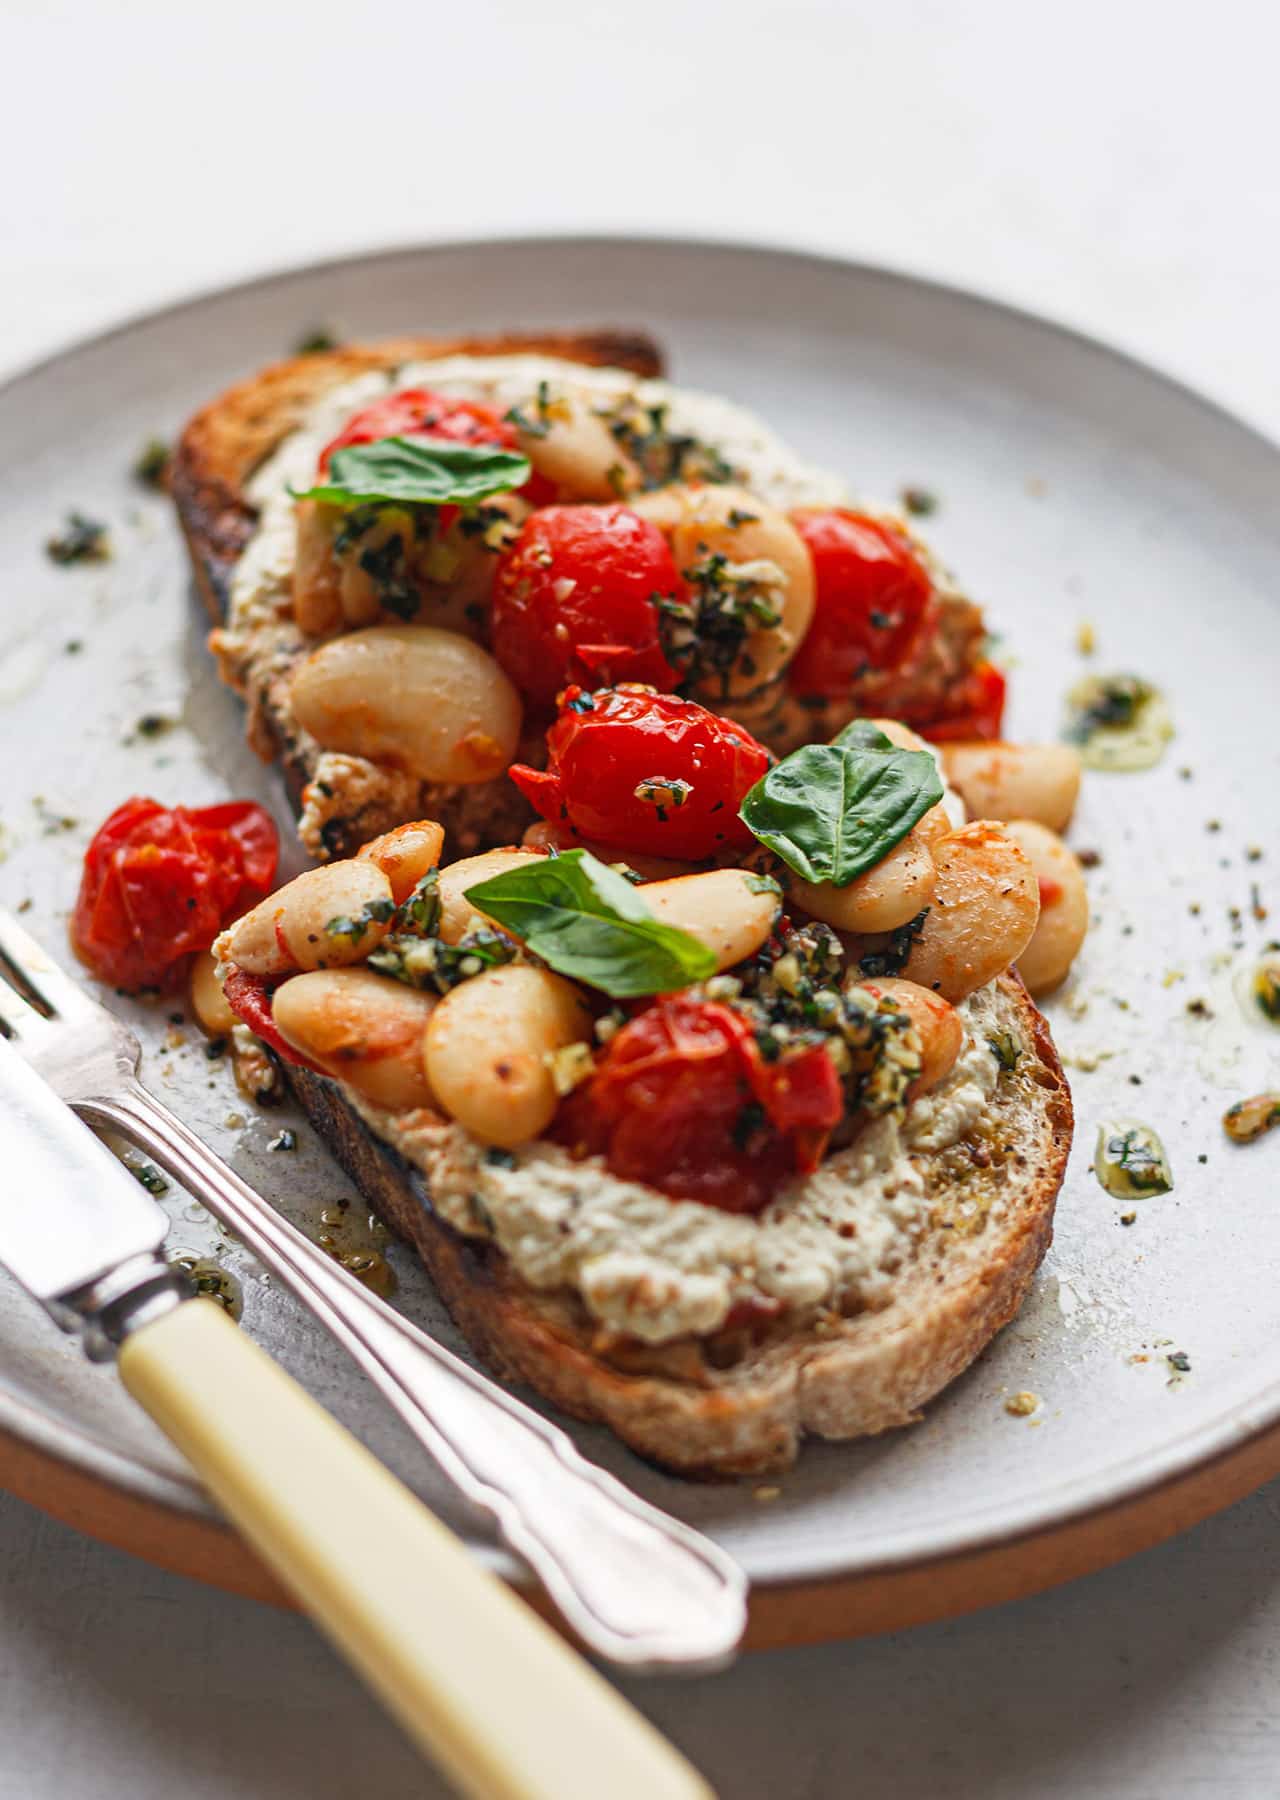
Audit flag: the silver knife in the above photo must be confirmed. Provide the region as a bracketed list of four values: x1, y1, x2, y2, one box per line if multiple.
[0, 1038, 717, 1800]
[0, 1040, 186, 1351]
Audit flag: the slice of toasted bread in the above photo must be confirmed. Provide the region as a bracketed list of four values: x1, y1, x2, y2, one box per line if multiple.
[283, 971, 1071, 1478]
[171, 329, 665, 857]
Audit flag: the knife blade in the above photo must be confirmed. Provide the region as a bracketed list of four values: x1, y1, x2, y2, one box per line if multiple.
[0, 1038, 170, 1309]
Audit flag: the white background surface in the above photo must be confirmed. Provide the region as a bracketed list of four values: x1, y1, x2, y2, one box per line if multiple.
[3, 1, 1280, 1795]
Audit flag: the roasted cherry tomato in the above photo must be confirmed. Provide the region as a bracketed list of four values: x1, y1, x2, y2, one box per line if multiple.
[556, 993, 843, 1212]
[490, 505, 683, 705]
[319, 386, 555, 509]
[786, 510, 934, 699]
[919, 660, 1007, 742]
[510, 686, 771, 860]
[71, 797, 278, 992]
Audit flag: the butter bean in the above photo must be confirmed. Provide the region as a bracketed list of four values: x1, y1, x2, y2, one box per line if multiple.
[188, 948, 237, 1038]
[940, 741, 1081, 834]
[1002, 819, 1089, 996]
[640, 868, 780, 971]
[356, 819, 444, 903]
[633, 484, 815, 697]
[901, 822, 1039, 1003]
[424, 965, 592, 1147]
[789, 830, 937, 934]
[516, 392, 640, 501]
[219, 860, 394, 975]
[437, 847, 546, 944]
[290, 624, 522, 785]
[854, 976, 963, 1097]
[272, 968, 437, 1113]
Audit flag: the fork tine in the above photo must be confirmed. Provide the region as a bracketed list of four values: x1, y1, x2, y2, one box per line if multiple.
[0, 909, 97, 1022]
[0, 967, 48, 1040]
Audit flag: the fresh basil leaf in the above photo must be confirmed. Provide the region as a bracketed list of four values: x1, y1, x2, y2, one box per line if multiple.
[739, 741, 942, 887]
[464, 849, 717, 998]
[831, 718, 895, 753]
[292, 436, 531, 509]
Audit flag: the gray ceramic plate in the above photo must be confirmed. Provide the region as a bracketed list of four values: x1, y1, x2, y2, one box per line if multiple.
[1, 237, 1277, 1601]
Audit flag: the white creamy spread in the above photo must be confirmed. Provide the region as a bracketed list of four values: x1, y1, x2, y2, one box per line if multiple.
[227, 353, 848, 639]
[359, 982, 1010, 1344]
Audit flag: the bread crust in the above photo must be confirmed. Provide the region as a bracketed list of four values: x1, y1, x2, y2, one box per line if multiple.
[171, 329, 665, 856]
[285, 972, 1072, 1478]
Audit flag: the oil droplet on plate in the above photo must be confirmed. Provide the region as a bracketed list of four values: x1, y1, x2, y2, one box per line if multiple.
[1094, 1118, 1174, 1198]
[168, 1251, 244, 1319]
[1064, 673, 1174, 771]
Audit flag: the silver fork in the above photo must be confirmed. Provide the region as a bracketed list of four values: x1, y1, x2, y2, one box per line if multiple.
[0, 910, 746, 1671]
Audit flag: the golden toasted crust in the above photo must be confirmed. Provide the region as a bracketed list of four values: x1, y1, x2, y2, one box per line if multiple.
[285, 973, 1072, 1478]
[171, 329, 665, 857]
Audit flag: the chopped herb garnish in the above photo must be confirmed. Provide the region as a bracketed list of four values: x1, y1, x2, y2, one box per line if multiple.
[326, 898, 396, 943]
[268, 1129, 298, 1152]
[987, 1032, 1022, 1072]
[606, 400, 734, 490]
[133, 439, 170, 489]
[46, 512, 111, 566]
[504, 380, 556, 439]
[900, 486, 938, 517]
[857, 909, 930, 979]
[131, 1161, 169, 1195]
[294, 326, 338, 355]
[485, 1147, 517, 1169]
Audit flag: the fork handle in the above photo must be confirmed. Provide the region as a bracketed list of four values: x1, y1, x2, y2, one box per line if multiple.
[84, 1083, 745, 1671]
[120, 1298, 713, 1800]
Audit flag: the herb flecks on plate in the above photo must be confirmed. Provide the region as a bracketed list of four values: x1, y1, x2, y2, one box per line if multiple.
[46, 512, 111, 565]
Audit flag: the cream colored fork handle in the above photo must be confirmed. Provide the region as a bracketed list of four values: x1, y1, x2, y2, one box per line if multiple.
[119, 1299, 714, 1800]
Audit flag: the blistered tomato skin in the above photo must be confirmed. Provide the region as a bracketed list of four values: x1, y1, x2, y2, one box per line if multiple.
[317, 387, 555, 506]
[509, 687, 771, 860]
[787, 510, 934, 699]
[920, 661, 1008, 743]
[490, 505, 684, 705]
[71, 797, 279, 992]
[556, 993, 843, 1212]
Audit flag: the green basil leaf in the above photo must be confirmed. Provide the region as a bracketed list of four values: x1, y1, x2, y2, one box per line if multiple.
[464, 849, 717, 998]
[738, 741, 942, 886]
[831, 718, 895, 753]
[291, 436, 531, 509]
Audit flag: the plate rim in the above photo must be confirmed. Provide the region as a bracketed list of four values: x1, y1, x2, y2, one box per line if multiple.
[4, 229, 1280, 1602]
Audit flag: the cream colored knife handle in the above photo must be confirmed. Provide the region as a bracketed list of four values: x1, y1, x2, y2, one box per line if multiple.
[118, 1299, 714, 1800]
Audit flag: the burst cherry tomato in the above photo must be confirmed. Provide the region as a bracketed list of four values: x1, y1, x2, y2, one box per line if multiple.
[71, 797, 278, 992]
[556, 993, 843, 1212]
[919, 661, 1007, 742]
[510, 687, 770, 860]
[787, 510, 934, 699]
[491, 505, 684, 705]
[318, 387, 555, 505]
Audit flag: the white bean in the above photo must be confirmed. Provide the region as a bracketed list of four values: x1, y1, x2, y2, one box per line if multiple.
[272, 968, 437, 1113]
[940, 741, 1081, 834]
[901, 822, 1039, 1003]
[1002, 819, 1090, 996]
[632, 484, 815, 698]
[219, 861, 394, 975]
[640, 869, 780, 971]
[355, 819, 444, 904]
[188, 949, 237, 1038]
[437, 847, 546, 944]
[424, 965, 592, 1147]
[292, 499, 344, 636]
[853, 976, 963, 1096]
[290, 624, 522, 785]
[789, 830, 937, 934]
[521, 820, 694, 883]
[516, 392, 639, 500]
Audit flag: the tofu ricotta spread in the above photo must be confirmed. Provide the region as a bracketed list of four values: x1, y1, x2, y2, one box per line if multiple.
[354, 981, 1010, 1345]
